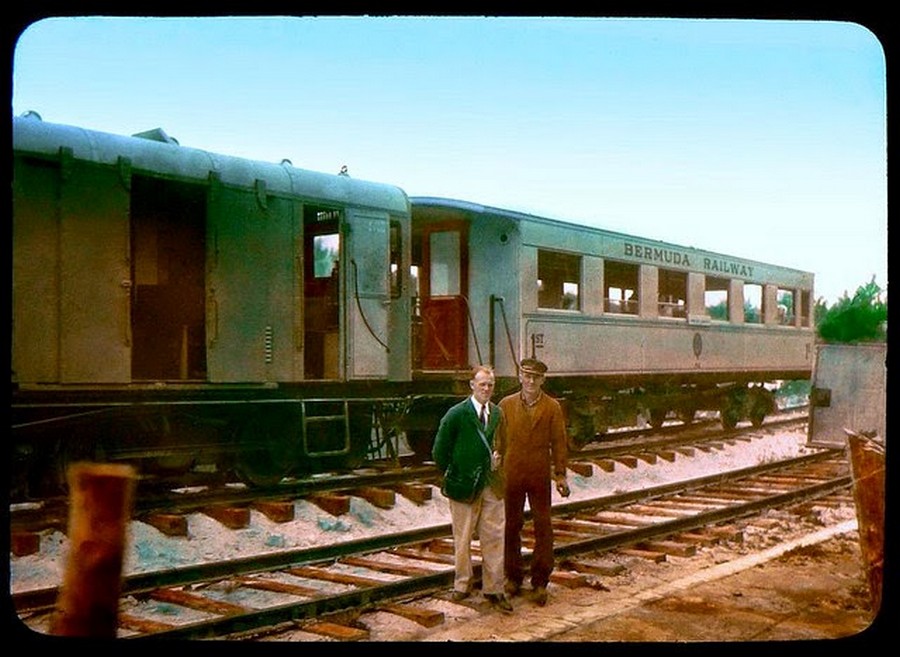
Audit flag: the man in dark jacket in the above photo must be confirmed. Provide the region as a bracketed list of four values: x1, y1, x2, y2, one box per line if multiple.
[499, 358, 569, 607]
[432, 365, 512, 612]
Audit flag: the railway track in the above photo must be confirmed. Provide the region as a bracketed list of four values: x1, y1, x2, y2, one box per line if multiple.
[10, 412, 809, 536]
[13, 444, 852, 640]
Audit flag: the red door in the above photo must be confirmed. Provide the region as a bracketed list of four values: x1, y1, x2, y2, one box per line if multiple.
[419, 222, 468, 370]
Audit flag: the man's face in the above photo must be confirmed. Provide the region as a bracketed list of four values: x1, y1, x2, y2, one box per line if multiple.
[470, 371, 495, 405]
[519, 370, 544, 396]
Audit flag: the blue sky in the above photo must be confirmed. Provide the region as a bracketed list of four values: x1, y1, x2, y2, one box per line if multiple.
[11, 16, 887, 306]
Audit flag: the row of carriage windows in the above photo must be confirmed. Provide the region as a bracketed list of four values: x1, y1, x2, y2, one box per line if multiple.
[537, 249, 811, 327]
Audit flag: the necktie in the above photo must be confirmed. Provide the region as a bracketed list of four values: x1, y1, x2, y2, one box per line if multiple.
[480, 404, 488, 428]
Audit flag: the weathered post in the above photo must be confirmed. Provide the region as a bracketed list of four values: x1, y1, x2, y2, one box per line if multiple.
[50, 463, 137, 638]
[845, 429, 885, 613]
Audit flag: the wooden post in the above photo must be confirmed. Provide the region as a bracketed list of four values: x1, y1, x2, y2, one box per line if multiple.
[51, 463, 136, 638]
[846, 429, 885, 613]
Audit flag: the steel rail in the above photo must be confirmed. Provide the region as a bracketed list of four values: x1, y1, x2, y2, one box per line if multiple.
[15, 447, 849, 640]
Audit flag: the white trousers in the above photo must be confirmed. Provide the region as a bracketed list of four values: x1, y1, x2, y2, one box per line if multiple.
[448, 486, 506, 595]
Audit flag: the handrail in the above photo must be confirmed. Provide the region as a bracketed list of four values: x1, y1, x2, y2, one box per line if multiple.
[493, 296, 519, 371]
[350, 258, 390, 352]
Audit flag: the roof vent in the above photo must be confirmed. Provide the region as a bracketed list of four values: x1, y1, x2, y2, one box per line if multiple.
[132, 127, 179, 145]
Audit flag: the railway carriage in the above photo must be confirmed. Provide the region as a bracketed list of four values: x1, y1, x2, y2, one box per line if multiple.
[12, 115, 413, 494]
[11, 115, 816, 497]
[406, 197, 815, 450]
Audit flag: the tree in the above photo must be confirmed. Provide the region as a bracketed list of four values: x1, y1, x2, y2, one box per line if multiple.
[816, 277, 887, 343]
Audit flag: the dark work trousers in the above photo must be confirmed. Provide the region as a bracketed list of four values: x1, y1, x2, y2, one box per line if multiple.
[504, 475, 554, 589]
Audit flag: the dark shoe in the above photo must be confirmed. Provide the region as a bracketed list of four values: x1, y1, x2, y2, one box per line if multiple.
[532, 586, 548, 607]
[505, 581, 522, 597]
[450, 589, 470, 602]
[485, 593, 514, 613]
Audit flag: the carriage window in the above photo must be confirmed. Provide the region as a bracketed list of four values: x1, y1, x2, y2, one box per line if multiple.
[705, 276, 730, 320]
[777, 288, 796, 325]
[430, 231, 461, 296]
[604, 259, 638, 314]
[538, 250, 581, 310]
[312, 234, 340, 279]
[390, 219, 401, 298]
[744, 283, 762, 324]
[658, 268, 687, 318]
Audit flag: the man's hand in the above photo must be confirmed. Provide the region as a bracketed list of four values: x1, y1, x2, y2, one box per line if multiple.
[555, 478, 570, 498]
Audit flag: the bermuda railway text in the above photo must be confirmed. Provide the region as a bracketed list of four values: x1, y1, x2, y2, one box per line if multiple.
[624, 242, 755, 279]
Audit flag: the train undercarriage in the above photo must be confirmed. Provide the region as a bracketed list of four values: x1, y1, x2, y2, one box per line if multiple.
[11, 376, 784, 501]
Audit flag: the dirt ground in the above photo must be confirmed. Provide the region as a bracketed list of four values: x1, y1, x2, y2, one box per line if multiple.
[342, 512, 884, 644]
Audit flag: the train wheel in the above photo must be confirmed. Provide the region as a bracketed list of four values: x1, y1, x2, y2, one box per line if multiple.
[405, 430, 434, 463]
[649, 408, 668, 429]
[236, 449, 289, 487]
[749, 408, 766, 428]
[748, 388, 774, 428]
[46, 436, 99, 497]
[720, 406, 740, 430]
[234, 413, 297, 487]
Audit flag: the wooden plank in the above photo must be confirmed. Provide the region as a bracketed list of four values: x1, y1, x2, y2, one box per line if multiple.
[390, 547, 456, 565]
[353, 486, 396, 509]
[394, 483, 433, 504]
[286, 565, 384, 587]
[117, 613, 178, 634]
[705, 526, 744, 542]
[648, 499, 722, 511]
[635, 452, 657, 465]
[567, 461, 594, 477]
[341, 555, 437, 576]
[594, 459, 616, 472]
[150, 588, 249, 615]
[202, 505, 250, 529]
[308, 492, 351, 516]
[428, 538, 458, 555]
[554, 518, 609, 534]
[304, 620, 370, 641]
[10, 531, 40, 557]
[252, 500, 295, 523]
[636, 540, 697, 557]
[379, 603, 445, 627]
[560, 558, 626, 577]
[656, 450, 677, 462]
[549, 570, 589, 588]
[618, 504, 690, 518]
[592, 511, 657, 526]
[670, 532, 721, 547]
[618, 548, 667, 563]
[613, 455, 639, 469]
[142, 513, 188, 537]
[233, 575, 321, 597]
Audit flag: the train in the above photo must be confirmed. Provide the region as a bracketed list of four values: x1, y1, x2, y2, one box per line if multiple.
[11, 114, 816, 498]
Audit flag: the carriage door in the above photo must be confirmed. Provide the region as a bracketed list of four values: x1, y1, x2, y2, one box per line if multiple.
[345, 209, 392, 379]
[303, 207, 341, 379]
[419, 221, 469, 370]
[131, 176, 207, 381]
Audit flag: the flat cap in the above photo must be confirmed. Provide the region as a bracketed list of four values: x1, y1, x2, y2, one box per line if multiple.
[519, 358, 548, 375]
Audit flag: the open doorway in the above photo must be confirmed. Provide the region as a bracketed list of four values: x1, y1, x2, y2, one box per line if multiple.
[130, 176, 207, 381]
[304, 206, 341, 379]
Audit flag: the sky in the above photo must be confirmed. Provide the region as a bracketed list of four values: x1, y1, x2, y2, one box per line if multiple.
[10, 15, 888, 306]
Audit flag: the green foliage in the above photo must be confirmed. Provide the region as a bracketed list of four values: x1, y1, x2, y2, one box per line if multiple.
[816, 277, 887, 343]
[707, 301, 728, 320]
[774, 379, 811, 405]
